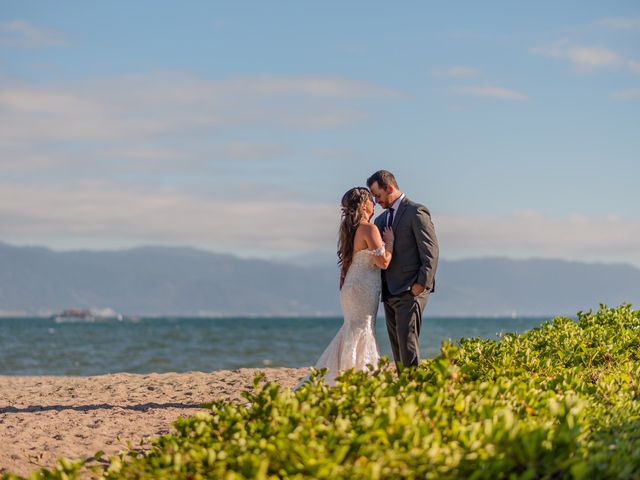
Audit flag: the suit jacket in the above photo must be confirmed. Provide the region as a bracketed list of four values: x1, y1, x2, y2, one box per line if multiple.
[374, 196, 439, 296]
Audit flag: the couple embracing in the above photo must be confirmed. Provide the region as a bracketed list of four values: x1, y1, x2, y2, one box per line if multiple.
[302, 170, 439, 386]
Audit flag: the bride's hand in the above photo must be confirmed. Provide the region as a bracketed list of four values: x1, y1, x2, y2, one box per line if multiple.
[383, 226, 394, 247]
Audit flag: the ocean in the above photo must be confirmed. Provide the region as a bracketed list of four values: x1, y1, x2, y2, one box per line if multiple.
[0, 316, 550, 376]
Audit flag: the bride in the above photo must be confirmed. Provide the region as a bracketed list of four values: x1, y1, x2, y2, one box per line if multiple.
[297, 187, 393, 388]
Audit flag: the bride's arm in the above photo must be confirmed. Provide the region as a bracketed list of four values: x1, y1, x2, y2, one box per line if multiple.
[364, 224, 393, 269]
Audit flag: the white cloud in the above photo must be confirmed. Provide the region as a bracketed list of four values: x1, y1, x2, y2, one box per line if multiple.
[204, 142, 290, 161]
[0, 182, 338, 256]
[432, 66, 480, 78]
[567, 46, 621, 69]
[221, 76, 402, 98]
[628, 60, 640, 74]
[532, 43, 622, 71]
[601, 16, 640, 31]
[0, 20, 67, 48]
[450, 85, 528, 101]
[1, 183, 638, 266]
[108, 142, 289, 163]
[437, 211, 640, 266]
[0, 73, 401, 143]
[0, 72, 393, 189]
[0, 141, 292, 175]
[532, 42, 640, 76]
[612, 88, 640, 100]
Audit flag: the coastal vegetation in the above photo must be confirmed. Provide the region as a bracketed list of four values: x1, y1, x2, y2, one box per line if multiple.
[4, 304, 639, 479]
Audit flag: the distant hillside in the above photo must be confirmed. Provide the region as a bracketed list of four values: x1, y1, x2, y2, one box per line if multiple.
[1, 242, 638, 316]
[430, 257, 640, 316]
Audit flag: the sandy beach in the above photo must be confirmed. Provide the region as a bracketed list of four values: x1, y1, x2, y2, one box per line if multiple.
[0, 368, 308, 478]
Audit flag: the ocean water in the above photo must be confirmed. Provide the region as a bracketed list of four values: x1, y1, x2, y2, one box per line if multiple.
[0, 316, 550, 376]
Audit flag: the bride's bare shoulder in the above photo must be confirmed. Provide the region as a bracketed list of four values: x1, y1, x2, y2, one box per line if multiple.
[353, 223, 375, 247]
[363, 223, 382, 235]
[357, 223, 383, 245]
[358, 222, 377, 232]
[355, 222, 377, 237]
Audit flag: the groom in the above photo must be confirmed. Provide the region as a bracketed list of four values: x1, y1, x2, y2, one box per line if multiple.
[367, 170, 439, 369]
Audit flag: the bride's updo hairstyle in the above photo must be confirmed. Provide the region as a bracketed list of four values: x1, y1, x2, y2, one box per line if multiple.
[338, 187, 372, 281]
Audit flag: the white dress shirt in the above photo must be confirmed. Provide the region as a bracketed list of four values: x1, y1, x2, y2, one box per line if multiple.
[387, 193, 405, 227]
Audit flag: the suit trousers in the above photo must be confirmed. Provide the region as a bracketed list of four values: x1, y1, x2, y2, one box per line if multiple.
[382, 285, 429, 368]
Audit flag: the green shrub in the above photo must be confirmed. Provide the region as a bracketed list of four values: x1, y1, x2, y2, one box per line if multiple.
[5, 305, 640, 479]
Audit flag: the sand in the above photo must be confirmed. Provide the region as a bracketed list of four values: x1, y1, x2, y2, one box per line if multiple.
[0, 368, 308, 478]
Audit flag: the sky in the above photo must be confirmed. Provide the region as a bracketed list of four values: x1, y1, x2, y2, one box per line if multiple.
[1, 1, 639, 265]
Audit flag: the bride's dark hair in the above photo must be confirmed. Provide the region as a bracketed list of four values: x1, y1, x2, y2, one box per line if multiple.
[338, 187, 372, 281]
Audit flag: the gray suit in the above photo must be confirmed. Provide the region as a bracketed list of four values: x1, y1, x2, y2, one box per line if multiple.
[374, 196, 439, 368]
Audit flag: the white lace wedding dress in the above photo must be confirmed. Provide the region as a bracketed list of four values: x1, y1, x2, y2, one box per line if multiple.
[296, 246, 383, 388]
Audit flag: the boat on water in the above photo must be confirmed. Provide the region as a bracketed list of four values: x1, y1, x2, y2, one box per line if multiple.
[51, 308, 124, 323]
[52, 309, 95, 323]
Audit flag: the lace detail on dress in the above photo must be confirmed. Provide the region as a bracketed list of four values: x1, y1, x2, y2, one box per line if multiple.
[295, 248, 382, 389]
[369, 245, 385, 257]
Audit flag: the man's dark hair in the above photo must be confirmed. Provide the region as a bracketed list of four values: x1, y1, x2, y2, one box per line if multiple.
[366, 170, 399, 191]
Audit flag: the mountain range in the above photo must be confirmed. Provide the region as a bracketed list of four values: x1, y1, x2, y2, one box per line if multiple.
[1, 242, 638, 317]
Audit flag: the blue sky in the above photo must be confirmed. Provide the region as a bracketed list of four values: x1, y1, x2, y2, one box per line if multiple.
[1, 2, 639, 265]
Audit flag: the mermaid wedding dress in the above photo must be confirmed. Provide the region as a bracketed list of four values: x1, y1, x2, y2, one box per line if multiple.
[296, 246, 383, 388]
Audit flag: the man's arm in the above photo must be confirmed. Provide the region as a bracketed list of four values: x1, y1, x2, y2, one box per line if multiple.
[411, 205, 439, 291]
